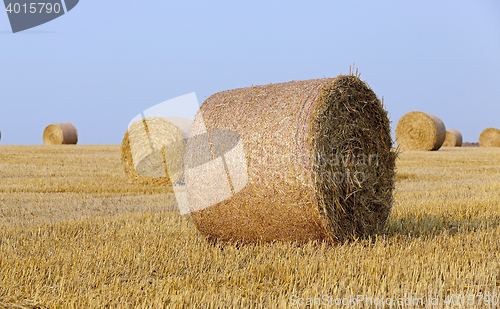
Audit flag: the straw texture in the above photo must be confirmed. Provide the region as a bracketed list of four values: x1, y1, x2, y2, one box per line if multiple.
[479, 128, 500, 147]
[121, 117, 191, 185]
[43, 123, 78, 145]
[186, 74, 396, 244]
[442, 129, 462, 147]
[395, 112, 446, 151]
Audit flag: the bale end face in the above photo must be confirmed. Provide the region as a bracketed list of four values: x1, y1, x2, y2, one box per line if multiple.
[479, 128, 500, 147]
[309, 75, 396, 242]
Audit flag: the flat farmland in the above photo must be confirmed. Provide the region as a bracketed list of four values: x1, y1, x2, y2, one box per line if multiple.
[0, 145, 499, 308]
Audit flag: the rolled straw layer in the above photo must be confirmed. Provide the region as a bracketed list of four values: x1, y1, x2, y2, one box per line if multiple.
[479, 128, 500, 147]
[442, 129, 462, 147]
[43, 123, 78, 145]
[186, 74, 396, 243]
[395, 111, 446, 151]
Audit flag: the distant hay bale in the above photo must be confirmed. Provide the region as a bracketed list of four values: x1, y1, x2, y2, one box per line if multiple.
[479, 128, 500, 147]
[395, 111, 446, 151]
[121, 117, 192, 185]
[43, 123, 78, 145]
[186, 74, 396, 244]
[442, 129, 462, 147]
[122, 131, 169, 186]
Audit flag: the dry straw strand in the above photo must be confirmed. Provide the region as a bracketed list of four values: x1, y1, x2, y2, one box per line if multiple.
[121, 117, 191, 186]
[479, 127, 500, 147]
[186, 74, 396, 244]
[395, 111, 446, 151]
[442, 129, 462, 147]
[43, 123, 78, 145]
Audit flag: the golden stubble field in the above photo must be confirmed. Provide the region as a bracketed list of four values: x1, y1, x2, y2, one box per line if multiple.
[0, 145, 499, 308]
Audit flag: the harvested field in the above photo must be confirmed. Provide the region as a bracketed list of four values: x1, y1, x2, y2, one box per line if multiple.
[1, 145, 500, 308]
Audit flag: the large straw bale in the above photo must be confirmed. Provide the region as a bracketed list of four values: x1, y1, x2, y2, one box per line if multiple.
[43, 123, 78, 145]
[185, 74, 396, 244]
[442, 129, 462, 147]
[121, 117, 191, 185]
[395, 112, 446, 151]
[479, 128, 500, 147]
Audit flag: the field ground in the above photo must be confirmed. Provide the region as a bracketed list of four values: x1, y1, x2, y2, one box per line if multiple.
[0, 145, 499, 308]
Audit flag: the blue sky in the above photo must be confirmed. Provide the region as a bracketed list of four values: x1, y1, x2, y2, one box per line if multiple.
[1, 0, 499, 145]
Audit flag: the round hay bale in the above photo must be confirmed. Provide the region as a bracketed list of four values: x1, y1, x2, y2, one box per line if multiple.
[479, 128, 500, 147]
[186, 74, 396, 244]
[43, 123, 78, 145]
[395, 111, 446, 151]
[121, 117, 192, 185]
[442, 129, 462, 147]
